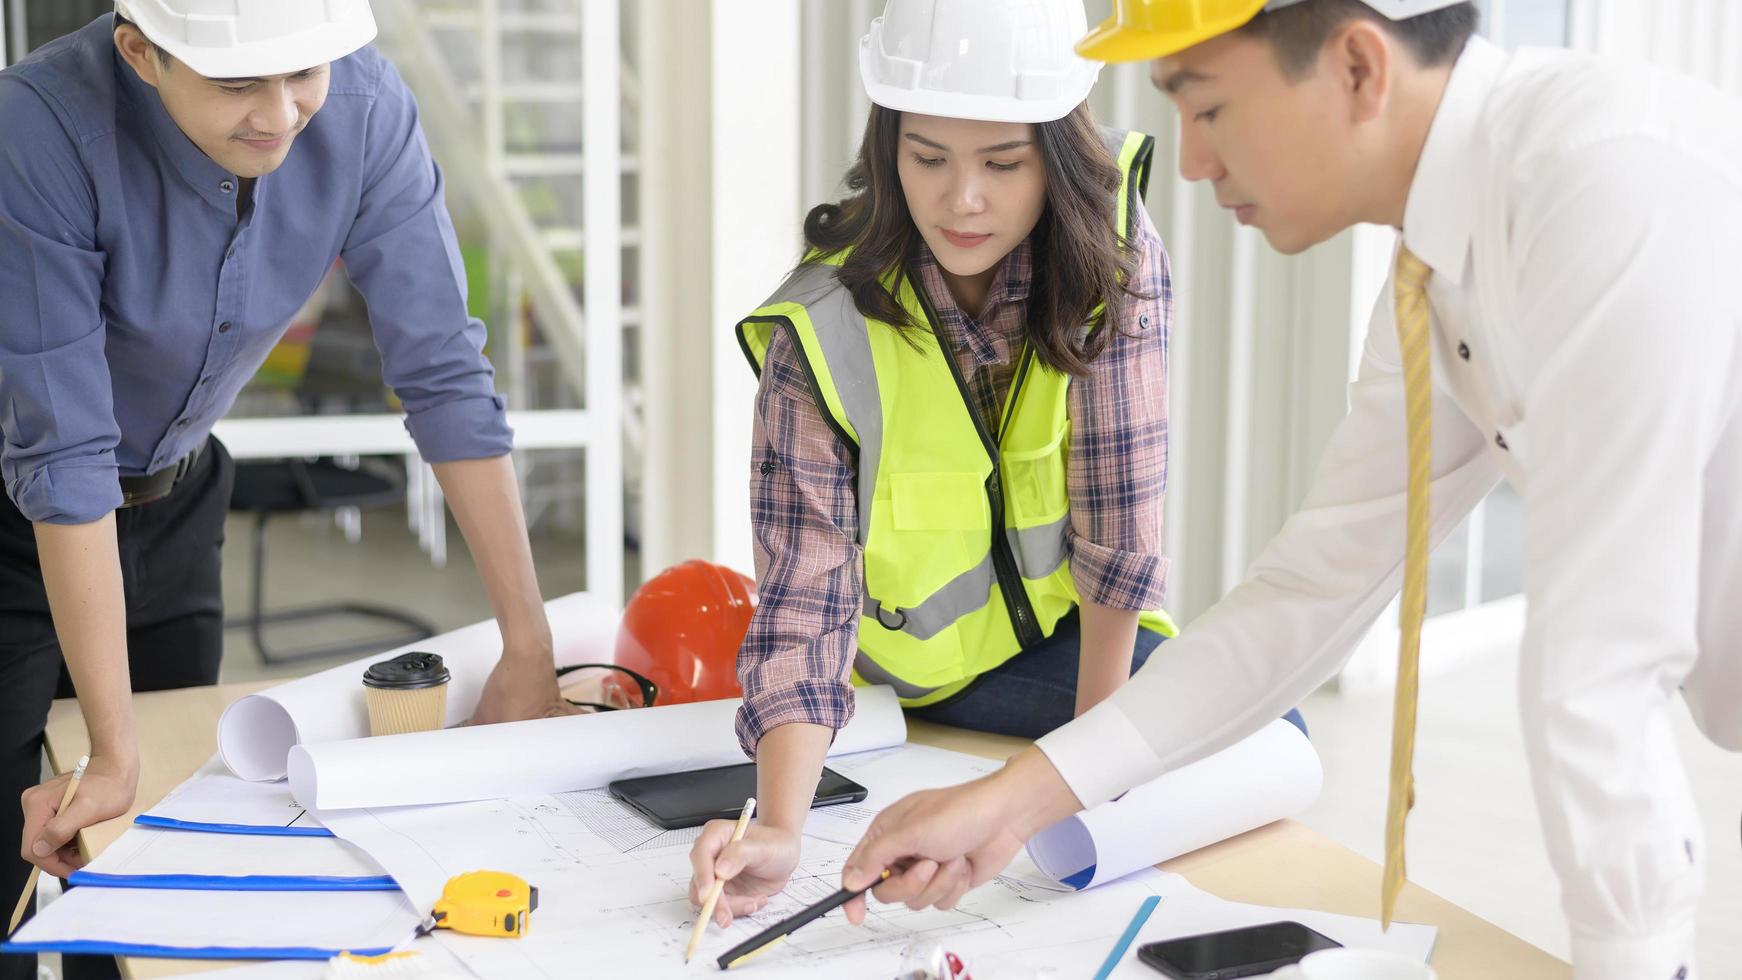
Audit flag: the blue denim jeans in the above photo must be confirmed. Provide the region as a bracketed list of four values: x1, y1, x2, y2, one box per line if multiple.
[907, 609, 1307, 742]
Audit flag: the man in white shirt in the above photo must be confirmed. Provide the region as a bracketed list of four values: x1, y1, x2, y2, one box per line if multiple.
[835, 2, 1742, 977]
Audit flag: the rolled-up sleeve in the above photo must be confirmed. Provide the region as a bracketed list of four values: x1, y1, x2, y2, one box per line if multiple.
[734, 329, 861, 758]
[341, 59, 511, 463]
[0, 77, 123, 524]
[1065, 204, 1171, 610]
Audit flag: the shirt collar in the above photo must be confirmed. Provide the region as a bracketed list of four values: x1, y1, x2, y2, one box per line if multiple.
[913, 239, 1033, 366]
[1401, 35, 1507, 286]
[114, 46, 245, 215]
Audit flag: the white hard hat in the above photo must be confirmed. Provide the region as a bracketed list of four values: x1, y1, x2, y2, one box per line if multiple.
[114, 0, 378, 79]
[859, 0, 1102, 124]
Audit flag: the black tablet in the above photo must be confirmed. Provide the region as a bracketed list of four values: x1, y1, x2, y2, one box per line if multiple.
[1137, 921, 1342, 978]
[608, 762, 868, 830]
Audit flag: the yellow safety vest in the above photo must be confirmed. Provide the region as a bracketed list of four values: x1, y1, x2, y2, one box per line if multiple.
[737, 127, 1177, 707]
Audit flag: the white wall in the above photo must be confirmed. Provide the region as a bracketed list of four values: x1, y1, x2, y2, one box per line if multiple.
[640, 0, 803, 578]
[1570, 0, 1742, 94]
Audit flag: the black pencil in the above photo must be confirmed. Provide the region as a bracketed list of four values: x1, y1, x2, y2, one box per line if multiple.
[715, 869, 890, 970]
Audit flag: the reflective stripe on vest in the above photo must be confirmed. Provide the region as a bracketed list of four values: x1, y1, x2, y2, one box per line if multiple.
[860, 520, 1069, 642]
[738, 126, 1174, 705]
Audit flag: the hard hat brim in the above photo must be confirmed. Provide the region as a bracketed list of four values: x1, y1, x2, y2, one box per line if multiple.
[860, 79, 1096, 124]
[857, 37, 1100, 124]
[139, 10, 378, 79]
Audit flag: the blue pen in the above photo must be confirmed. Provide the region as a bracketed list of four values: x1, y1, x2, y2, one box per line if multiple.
[1093, 894, 1161, 980]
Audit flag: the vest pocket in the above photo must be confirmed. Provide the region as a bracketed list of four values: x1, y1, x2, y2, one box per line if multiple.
[873, 470, 988, 612]
[891, 472, 991, 530]
[1001, 426, 1070, 527]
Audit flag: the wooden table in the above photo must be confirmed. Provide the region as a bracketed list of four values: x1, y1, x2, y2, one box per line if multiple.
[42, 684, 1569, 979]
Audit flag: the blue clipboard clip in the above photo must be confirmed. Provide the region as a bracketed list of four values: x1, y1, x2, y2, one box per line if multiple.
[67, 871, 398, 892]
[0, 939, 395, 960]
[133, 814, 334, 837]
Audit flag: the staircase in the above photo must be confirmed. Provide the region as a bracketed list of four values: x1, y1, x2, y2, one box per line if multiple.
[369, 0, 631, 605]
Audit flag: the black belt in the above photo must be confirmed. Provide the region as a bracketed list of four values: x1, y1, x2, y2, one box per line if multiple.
[119, 440, 206, 508]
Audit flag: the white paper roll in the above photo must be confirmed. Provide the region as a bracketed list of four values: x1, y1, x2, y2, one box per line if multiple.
[218, 592, 618, 781]
[1026, 717, 1323, 889]
[287, 685, 909, 810]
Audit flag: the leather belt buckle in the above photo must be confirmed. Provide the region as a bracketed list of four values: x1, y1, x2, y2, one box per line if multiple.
[118, 440, 204, 509]
[172, 444, 199, 483]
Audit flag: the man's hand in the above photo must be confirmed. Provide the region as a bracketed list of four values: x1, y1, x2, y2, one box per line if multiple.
[467, 652, 584, 725]
[688, 823, 803, 928]
[839, 747, 1083, 922]
[19, 752, 138, 878]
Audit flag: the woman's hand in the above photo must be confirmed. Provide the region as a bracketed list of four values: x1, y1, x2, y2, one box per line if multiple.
[688, 822, 804, 928]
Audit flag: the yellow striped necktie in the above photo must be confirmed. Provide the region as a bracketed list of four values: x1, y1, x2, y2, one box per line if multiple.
[1381, 246, 1433, 929]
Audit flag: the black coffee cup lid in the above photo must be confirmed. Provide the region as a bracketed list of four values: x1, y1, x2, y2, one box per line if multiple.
[363, 652, 451, 690]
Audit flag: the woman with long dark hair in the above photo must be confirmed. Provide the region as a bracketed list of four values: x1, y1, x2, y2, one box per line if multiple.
[690, 0, 1184, 924]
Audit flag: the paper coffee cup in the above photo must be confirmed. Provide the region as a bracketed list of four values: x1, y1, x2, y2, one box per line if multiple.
[362, 652, 451, 737]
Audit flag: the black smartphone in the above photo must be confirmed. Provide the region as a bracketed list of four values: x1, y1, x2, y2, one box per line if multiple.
[1137, 921, 1342, 979]
[608, 762, 868, 830]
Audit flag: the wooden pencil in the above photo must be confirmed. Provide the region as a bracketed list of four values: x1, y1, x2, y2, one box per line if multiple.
[686, 796, 757, 963]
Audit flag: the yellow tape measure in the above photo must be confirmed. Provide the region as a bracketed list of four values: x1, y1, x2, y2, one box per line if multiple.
[426, 871, 538, 938]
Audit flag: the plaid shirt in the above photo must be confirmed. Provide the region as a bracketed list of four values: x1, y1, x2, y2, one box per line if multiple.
[736, 205, 1173, 756]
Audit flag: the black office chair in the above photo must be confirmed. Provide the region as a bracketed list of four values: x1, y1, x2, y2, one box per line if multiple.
[226, 456, 437, 664]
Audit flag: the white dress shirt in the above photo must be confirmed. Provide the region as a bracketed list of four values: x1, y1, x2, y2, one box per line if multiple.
[1037, 36, 1742, 980]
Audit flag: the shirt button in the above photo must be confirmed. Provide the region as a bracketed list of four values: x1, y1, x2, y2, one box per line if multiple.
[218, 321, 233, 333]
[1457, 341, 1471, 361]
[1139, 314, 1151, 330]
[219, 179, 235, 194]
[1495, 432, 1509, 451]
[759, 459, 775, 476]
[174, 419, 189, 429]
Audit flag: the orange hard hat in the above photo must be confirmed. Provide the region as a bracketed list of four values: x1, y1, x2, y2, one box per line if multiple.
[608, 560, 757, 705]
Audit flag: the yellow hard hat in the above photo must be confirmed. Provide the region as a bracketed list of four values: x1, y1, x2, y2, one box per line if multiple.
[1076, 0, 1270, 63]
[1076, 0, 1467, 63]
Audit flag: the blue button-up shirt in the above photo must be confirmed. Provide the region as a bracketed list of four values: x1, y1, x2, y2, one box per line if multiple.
[0, 15, 512, 523]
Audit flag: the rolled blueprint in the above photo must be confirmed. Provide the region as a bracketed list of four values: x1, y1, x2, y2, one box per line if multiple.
[219, 592, 618, 781]
[287, 685, 908, 810]
[1026, 717, 1322, 889]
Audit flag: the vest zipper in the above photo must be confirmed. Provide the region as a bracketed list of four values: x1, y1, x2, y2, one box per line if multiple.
[995, 345, 1036, 445]
[991, 348, 1044, 649]
[913, 281, 1045, 651]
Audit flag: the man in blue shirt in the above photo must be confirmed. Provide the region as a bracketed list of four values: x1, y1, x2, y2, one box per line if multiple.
[0, 4, 581, 964]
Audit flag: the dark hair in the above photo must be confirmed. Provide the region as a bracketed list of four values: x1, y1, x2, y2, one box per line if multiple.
[1239, 0, 1479, 78]
[800, 102, 1142, 376]
[112, 11, 172, 68]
